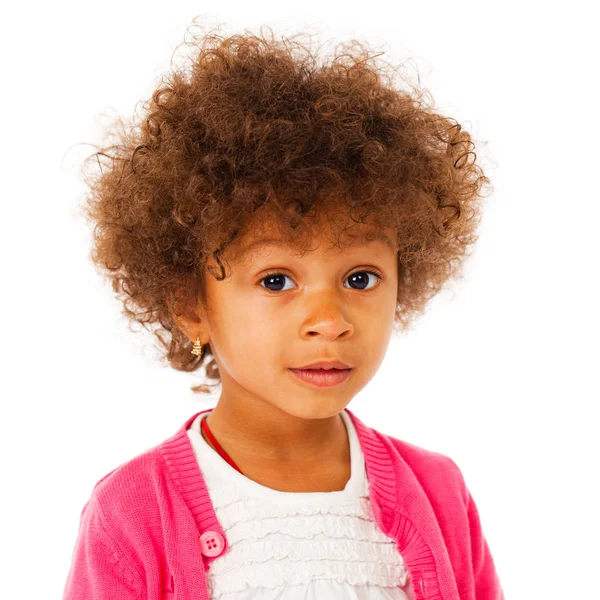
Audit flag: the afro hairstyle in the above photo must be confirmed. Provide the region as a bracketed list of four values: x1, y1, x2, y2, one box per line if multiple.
[77, 22, 493, 394]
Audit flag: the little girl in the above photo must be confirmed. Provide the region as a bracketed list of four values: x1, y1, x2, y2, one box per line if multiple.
[63, 23, 504, 600]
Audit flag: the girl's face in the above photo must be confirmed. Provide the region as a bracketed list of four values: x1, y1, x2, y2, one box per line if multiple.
[191, 216, 399, 422]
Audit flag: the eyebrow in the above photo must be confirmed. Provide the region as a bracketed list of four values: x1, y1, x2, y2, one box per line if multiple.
[237, 231, 396, 258]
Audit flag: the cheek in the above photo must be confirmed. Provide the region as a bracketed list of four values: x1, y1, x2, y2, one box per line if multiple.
[213, 299, 286, 357]
[375, 286, 399, 324]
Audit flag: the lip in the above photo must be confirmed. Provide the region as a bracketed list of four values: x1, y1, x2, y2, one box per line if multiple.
[288, 367, 352, 388]
[292, 360, 352, 370]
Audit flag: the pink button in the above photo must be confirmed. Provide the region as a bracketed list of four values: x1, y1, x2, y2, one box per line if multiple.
[199, 530, 225, 557]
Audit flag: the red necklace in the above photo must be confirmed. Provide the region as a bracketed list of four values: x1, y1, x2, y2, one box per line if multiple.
[201, 416, 242, 474]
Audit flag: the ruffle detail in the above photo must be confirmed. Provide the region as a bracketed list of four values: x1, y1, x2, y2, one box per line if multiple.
[205, 497, 409, 598]
[209, 475, 371, 511]
[204, 485, 409, 597]
[207, 556, 410, 598]
[215, 537, 406, 566]
[213, 491, 375, 528]
[221, 512, 397, 546]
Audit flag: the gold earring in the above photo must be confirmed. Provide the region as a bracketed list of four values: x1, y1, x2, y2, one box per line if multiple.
[191, 337, 203, 356]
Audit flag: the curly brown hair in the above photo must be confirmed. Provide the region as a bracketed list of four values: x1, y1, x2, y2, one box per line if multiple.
[77, 22, 492, 394]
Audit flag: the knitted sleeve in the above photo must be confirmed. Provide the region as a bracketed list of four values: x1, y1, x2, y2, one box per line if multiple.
[466, 488, 505, 600]
[62, 498, 144, 600]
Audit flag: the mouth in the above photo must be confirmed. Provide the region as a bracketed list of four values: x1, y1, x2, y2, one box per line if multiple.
[288, 367, 353, 388]
[291, 360, 352, 370]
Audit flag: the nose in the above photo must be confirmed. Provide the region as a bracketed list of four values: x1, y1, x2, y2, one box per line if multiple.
[302, 313, 353, 340]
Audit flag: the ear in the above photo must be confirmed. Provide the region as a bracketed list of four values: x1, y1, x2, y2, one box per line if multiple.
[167, 285, 205, 342]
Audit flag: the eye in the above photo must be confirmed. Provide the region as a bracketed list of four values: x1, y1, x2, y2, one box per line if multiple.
[345, 270, 383, 290]
[258, 269, 384, 293]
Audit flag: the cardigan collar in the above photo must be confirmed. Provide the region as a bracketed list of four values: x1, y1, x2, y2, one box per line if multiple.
[159, 407, 457, 600]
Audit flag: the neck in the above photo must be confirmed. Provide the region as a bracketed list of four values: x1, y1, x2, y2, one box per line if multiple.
[203, 395, 348, 467]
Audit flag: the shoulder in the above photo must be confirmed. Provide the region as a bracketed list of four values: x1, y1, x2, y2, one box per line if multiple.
[82, 443, 170, 535]
[94, 444, 164, 494]
[378, 428, 469, 505]
[67, 446, 169, 596]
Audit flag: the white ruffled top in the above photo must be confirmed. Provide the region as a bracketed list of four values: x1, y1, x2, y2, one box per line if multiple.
[186, 408, 414, 600]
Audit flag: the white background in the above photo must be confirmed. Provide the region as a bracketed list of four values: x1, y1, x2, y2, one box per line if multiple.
[1, 2, 598, 599]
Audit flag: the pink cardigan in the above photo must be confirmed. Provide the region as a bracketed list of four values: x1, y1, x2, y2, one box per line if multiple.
[62, 408, 505, 600]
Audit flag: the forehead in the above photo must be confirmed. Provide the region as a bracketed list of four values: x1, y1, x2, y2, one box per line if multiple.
[232, 229, 397, 263]
[222, 198, 398, 265]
